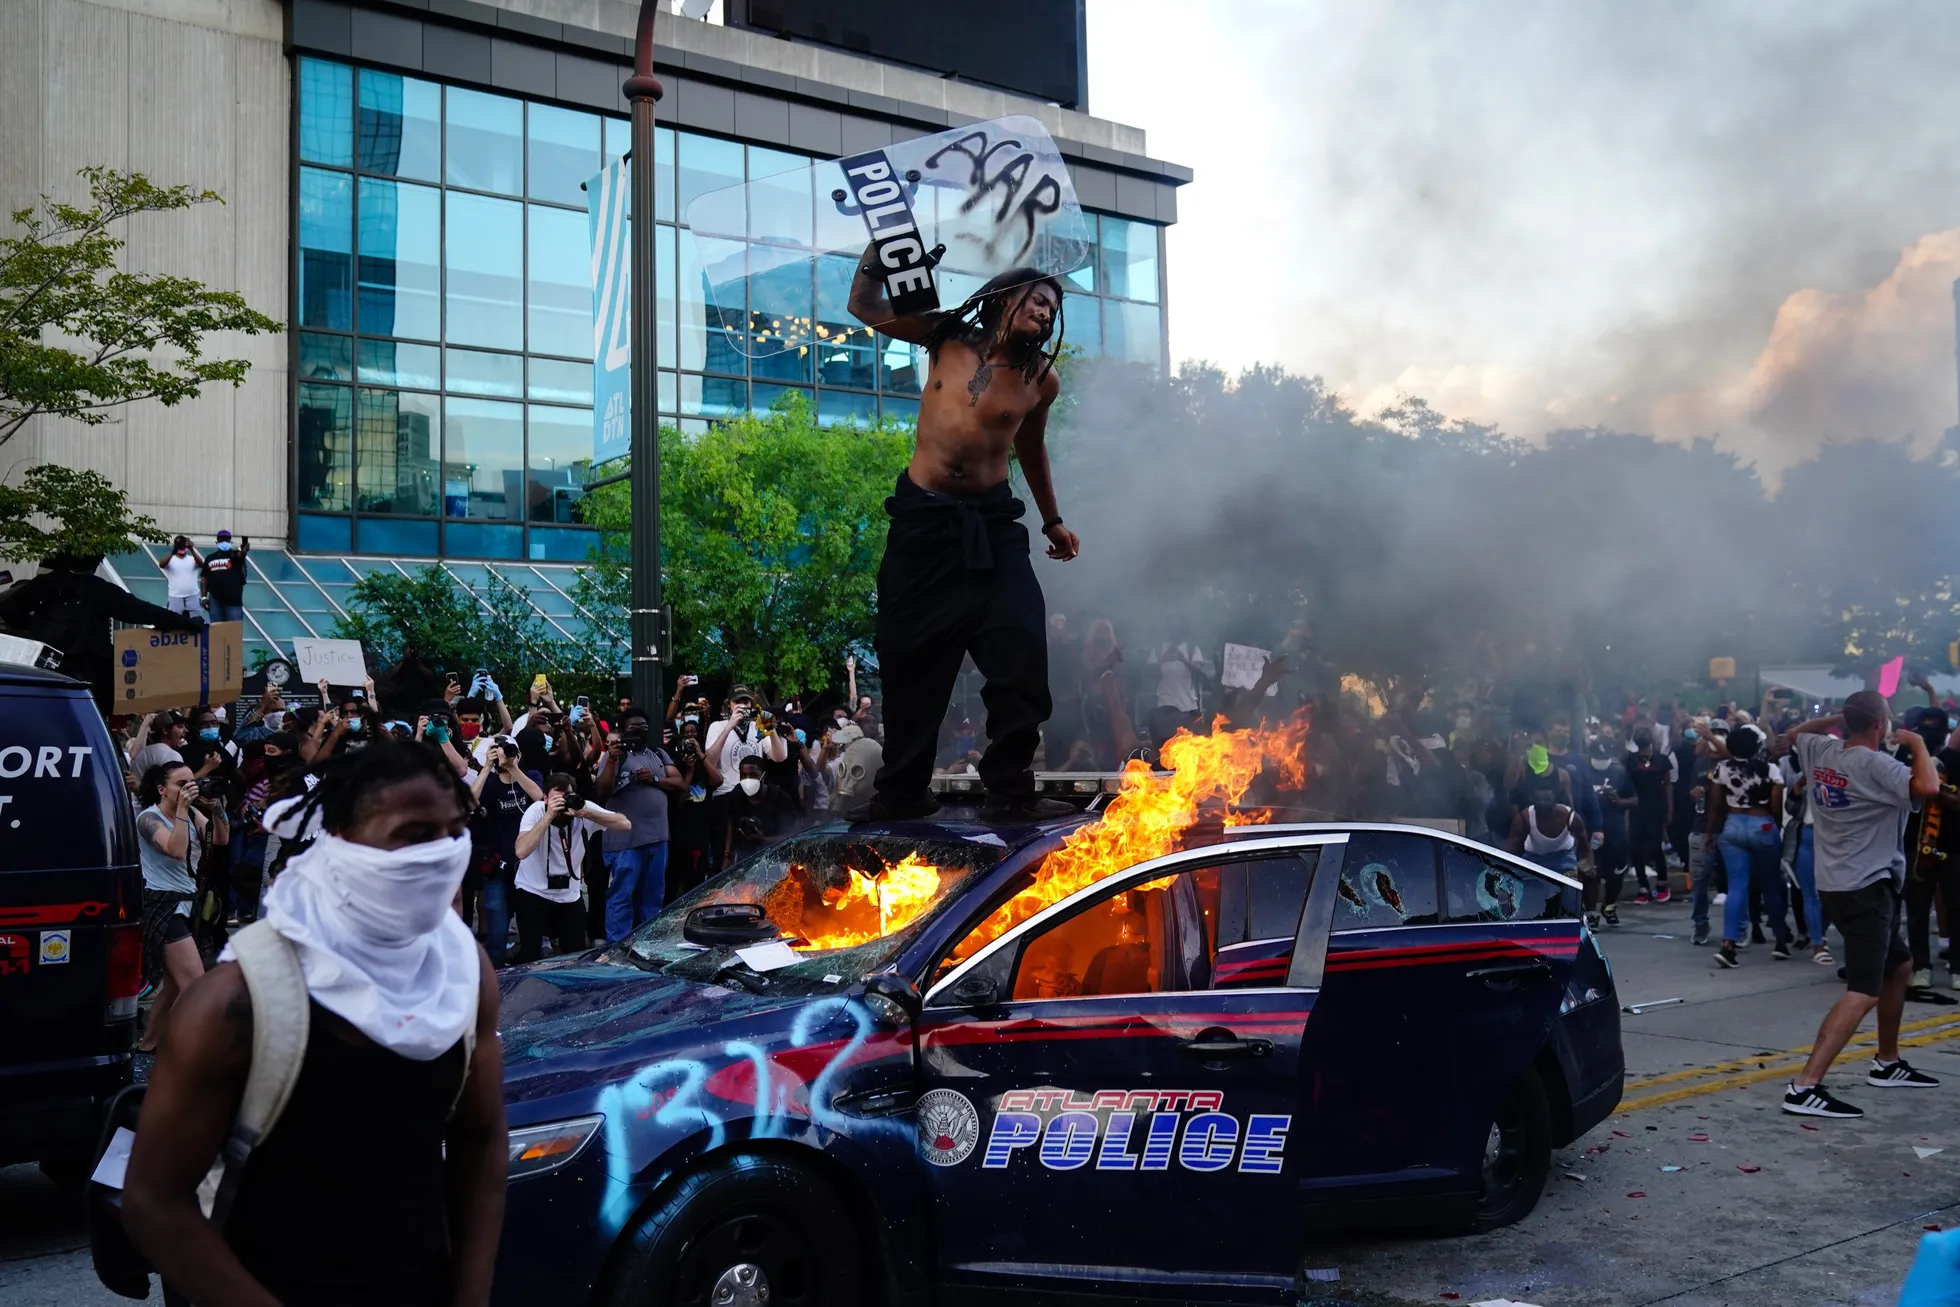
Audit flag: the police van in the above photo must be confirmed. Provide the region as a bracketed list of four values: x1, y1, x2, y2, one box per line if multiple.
[0, 659, 144, 1184]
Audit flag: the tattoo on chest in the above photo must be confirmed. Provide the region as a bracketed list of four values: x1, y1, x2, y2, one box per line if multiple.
[966, 360, 994, 407]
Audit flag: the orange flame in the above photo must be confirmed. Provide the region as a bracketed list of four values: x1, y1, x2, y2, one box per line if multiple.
[790, 850, 948, 951]
[948, 712, 1312, 961]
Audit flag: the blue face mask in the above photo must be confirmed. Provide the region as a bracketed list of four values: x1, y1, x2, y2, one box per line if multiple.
[198, 727, 220, 742]
[215, 540, 232, 551]
[542, 734, 554, 752]
[347, 718, 363, 735]
[794, 728, 807, 744]
[426, 725, 450, 744]
[1682, 729, 1699, 742]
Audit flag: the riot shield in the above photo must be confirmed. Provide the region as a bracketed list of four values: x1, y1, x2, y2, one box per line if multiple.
[682, 114, 1093, 358]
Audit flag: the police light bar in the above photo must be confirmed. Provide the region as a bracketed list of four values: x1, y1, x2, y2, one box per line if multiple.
[927, 772, 1133, 798]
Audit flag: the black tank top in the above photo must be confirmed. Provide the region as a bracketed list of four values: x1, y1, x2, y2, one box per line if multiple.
[224, 1002, 467, 1307]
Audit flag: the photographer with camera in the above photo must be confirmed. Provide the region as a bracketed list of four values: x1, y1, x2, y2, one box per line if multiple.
[703, 686, 788, 875]
[593, 708, 685, 942]
[511, 774, 627, 963]
[468, 735, 543, 966]
[727, 756, 803, 865]
[135, 762, 224, 1052]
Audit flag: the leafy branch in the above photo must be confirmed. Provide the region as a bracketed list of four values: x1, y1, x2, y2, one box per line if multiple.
[0, 167, 282, 445]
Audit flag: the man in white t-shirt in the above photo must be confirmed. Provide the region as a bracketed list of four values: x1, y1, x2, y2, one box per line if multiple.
[702, 686, 786, 873]
[511, 773, 628, 963]
[1151, 623, 1214, 721]
[157, 536, 205, 617]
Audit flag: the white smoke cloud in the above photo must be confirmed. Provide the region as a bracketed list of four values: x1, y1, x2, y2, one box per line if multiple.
[1656, 230, 1960, 471]
[1087, 1, 1960, 472]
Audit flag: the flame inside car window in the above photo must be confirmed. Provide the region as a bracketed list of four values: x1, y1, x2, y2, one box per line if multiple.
[626, 835, 1002, 984]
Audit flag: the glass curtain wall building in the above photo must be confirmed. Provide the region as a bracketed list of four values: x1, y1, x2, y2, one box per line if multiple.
[294, 56, 1167, 562]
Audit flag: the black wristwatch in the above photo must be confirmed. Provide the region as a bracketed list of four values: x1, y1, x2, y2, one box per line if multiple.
[1042, 516, 1065, 532]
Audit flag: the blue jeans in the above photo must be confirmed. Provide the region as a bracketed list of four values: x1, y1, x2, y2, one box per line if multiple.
[481, 874, 511, 968]
[1720, 812, 1787, 944]
[1790, 824, 1823, 942]
[1527, 848, 1578, 875]
[210, 601, 245, 624]
[603, 842, 669, 942]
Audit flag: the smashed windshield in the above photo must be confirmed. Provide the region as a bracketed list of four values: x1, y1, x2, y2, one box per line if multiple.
[625, 832, 1006, 988]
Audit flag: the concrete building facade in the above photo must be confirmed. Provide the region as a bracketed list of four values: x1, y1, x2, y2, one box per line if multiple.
[1, 0, 1187, 659]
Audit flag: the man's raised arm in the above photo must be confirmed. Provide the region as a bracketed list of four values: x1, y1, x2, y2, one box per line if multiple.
[847, 241, 940, 344]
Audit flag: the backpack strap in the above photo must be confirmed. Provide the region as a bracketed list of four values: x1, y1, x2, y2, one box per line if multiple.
[449, 1020, 478, 1121]
[196, 921, 310, 1226]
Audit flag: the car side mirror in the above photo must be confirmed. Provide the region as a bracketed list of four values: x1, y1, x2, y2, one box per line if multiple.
[861, 970, 923, 1024]
[948, 974, 999, 1007]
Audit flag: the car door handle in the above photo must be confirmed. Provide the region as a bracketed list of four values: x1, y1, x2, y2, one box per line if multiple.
[1178, 1034, 1273, 1059]
[1466, 961, 1552, 984]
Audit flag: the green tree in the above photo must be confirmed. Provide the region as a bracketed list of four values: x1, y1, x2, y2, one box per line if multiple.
[0, 464, 165, 561]
[1, 168, 280, 445]
[330, 564, 597, 695]
[578, 396, 912, 699]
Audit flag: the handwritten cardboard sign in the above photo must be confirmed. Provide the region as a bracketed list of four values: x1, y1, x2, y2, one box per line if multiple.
[1221, 643, 1278, 697]
[291, 638, 367, 688]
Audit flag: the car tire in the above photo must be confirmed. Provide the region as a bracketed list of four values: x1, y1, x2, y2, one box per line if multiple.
[1464, 1066, 1552, 1233]
[603, 1154, 864, 1307]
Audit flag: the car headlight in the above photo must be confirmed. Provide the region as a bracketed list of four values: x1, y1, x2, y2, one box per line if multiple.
[507, 1114, 604, 1181]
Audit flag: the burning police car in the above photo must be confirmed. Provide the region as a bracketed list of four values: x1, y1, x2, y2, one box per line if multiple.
[492, 790, 1623, 1306]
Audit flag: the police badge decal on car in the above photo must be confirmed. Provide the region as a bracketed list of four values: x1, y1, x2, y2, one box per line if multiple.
[916, 1089, 981, 1167]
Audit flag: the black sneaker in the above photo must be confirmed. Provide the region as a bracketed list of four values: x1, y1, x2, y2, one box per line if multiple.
[1715, 942, 1740, 968]
[1772, 939, 1793, 961]
[1602, 906, 1620, 927]
[1868, 1058, 1941, 1088]
[1692, 923, 1710, 946]
[1783, 1082, 1864, 1118]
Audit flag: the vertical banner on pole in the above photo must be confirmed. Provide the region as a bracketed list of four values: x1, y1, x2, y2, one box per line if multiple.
[589, 158, 632, 466]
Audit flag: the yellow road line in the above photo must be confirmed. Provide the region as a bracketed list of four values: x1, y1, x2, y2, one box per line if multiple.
[1618, 1020, 1960, 1113]
[1624, 1011, 1960, 1092]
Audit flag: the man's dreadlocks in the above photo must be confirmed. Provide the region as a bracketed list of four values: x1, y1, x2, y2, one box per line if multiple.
[923, 266, 1065, 388]
[277, 739, 473, 838]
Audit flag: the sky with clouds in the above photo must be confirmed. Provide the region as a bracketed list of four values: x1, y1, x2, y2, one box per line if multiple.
[1084, 0, 1960, 473]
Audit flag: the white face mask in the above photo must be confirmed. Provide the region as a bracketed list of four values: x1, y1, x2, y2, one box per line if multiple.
[738, 776, 762, 796]
[249, 828, 478, 1060]
[312, 831, 472, 942]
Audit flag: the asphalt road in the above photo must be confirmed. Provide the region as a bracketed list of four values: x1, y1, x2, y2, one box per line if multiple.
[6, 894, 1956, 1306]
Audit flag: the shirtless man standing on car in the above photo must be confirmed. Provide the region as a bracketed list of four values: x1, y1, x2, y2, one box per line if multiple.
[847, 257, 1080, 822]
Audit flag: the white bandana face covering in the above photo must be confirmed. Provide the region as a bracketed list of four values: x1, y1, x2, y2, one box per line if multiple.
[232, 831, 479, 1060]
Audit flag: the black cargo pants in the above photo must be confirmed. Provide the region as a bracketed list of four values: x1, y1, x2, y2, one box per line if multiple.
[872, 473, 1052, 808]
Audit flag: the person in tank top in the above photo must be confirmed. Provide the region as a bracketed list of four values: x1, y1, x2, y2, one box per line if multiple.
[122, 741, 506, 1307]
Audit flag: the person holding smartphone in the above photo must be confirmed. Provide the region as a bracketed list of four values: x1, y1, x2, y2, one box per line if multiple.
[593, 708, 685, 941]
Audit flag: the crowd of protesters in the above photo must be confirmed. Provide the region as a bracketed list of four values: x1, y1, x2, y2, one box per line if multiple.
[102, 651, 909, 1062]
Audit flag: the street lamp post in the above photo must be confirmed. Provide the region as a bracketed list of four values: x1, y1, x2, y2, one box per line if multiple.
[623, 0, 664, 713]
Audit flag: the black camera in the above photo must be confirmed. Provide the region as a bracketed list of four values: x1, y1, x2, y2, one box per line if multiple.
[564, 792, 586, 812]
[546, 870, 571, 891]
